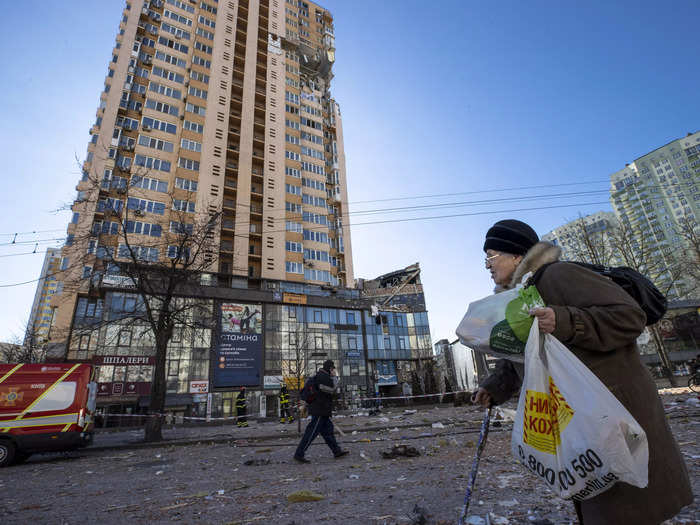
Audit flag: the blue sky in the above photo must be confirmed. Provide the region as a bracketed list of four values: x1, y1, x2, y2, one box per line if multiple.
[0, 0, 698, 344]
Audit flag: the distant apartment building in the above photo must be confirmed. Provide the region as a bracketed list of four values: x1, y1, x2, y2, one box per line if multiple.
[25, 248, 62, 345]
[46, 0, 365, 419]
[542, 211, 620, 265]
[609, 131, 700, 299]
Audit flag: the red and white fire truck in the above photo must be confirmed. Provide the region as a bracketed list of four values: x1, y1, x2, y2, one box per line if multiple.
[0, 363, 96, 466]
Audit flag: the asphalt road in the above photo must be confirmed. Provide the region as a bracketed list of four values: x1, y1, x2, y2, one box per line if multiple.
[1, 394, 697, 524]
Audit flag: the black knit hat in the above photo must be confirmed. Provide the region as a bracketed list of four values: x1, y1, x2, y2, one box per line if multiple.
[323, 360, 335, 371]
[483, 219, 539, 255]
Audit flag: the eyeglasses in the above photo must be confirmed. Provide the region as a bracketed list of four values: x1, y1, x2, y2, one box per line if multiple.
[485, 253, 502, 267]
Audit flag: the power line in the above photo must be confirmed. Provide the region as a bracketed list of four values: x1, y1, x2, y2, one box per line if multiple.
[0, 178, 696, 241]
[0, 228, 64, 238]
[0, 199, 611, 288]
[349, 179, 613, 204]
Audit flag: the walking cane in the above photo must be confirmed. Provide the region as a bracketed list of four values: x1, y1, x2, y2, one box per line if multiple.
[458, 405, 492, 525]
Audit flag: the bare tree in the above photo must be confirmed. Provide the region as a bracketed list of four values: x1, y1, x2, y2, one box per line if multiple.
[562, 218, 688, 386]
[0, 321, 56, 363]
[54, 156, 222, 441]
[673, 217, 700, 297]
[562, 215, 617, 266]
[282, 324, 312, 434]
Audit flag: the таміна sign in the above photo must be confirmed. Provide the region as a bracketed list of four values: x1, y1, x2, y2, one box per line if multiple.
[214, 302, 263, 387]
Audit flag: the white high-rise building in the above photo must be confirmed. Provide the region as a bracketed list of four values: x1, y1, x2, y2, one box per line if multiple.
[609, 131, 700, 299]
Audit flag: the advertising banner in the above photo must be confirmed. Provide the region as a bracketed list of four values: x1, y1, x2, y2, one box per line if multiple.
[214, 302, 263, 387]
[189, 380, 209, 393]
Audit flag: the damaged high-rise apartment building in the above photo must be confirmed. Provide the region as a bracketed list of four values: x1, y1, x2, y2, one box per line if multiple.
[47, 0, 433, 420]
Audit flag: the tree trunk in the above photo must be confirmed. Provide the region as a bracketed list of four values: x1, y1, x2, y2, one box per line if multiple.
[650, 325, 677, 387]
[144, 336, 169, 442]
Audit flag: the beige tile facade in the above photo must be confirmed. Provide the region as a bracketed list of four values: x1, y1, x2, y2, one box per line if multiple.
[52, 0, 354, 353]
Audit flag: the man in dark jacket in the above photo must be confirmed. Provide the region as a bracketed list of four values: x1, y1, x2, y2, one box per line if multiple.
[293, 360, 349, 463]
[236, 386, 248, 427]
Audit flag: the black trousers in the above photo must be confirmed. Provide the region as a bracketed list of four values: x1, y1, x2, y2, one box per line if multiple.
[294, 415, 340, 457]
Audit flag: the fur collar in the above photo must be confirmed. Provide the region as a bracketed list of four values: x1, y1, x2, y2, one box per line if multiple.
[506, 241, 562, 289]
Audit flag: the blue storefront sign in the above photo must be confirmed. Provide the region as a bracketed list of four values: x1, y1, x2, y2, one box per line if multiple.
[213, 302, 263, 387]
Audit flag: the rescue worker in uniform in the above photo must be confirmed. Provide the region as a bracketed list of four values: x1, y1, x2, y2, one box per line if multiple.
[236, 386, 248, 427]
[279, 384, 293, 423]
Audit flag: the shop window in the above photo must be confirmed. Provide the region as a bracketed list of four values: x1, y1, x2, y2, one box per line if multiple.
[118, 330, 132, 346]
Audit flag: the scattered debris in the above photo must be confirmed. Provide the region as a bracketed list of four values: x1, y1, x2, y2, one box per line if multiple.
[407, 503, 428, 524]
[348, 474, 359, 480]
[244, 458, 271, 466]
[496, 474, 524, 489]
[404, 409, 417, 414]
[432, 422, 445, 429]
[489, 513, 510, 524]
[381, 444, 421, 459]
[286, 490, 325, 503]
[497, 499, 519, 507]
[160, 501, 193, 511]
[465, 516, 485, 525]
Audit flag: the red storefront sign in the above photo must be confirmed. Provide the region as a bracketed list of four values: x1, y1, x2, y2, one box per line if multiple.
[93, 356, 156, 366]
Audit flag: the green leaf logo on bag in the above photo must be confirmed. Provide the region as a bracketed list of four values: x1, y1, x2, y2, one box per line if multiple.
[489, 285, 544, 354]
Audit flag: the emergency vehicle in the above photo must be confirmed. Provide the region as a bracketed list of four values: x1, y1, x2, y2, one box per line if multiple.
[0, 363, 96, 466]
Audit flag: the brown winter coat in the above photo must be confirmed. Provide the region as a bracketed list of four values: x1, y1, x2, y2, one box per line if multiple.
[480, 242, 693, 525]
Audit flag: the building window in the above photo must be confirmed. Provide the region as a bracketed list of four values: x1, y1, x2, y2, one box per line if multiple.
[346, 311, 355, 325]
[118, 330, 132, 347]
[79, 334, 90, 350]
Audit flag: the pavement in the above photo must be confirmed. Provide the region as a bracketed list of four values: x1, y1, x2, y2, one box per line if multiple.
[88, 403, 472, 451]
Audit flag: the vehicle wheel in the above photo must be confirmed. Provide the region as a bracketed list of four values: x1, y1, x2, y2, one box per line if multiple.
[689, 375, 700, 394]
[0, 440, 16, 468]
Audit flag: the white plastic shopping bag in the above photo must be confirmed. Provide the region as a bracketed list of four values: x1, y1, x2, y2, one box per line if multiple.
[457, 285, 544, 362]
[511, 320, 648, 501]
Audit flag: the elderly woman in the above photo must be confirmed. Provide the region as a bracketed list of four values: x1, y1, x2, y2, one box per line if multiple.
[472, 219, 692, 525]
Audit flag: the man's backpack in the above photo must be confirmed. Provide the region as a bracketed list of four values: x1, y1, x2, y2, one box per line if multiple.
[300, 376, 317, 403]
[529, 261, 667, 326]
